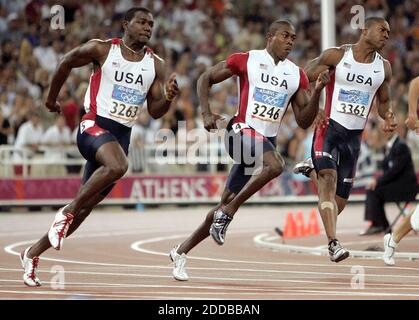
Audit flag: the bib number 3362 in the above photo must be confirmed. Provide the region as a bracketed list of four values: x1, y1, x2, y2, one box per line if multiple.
[336, 102, 367, 118]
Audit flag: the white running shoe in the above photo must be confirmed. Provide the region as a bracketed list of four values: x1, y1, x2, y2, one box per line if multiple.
[48, 206, 74, 250]
[293, 158, 314, 178]
[328, 239, 350, 263]
[20, 247, 41, 287]
[410, 204, 419, 231]
[169, 245, 188, 281]
[383, 233, 396, 266]
[209, 208, 233, 245]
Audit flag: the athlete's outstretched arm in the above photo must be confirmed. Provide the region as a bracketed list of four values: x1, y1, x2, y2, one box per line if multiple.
[304, 47, 342, 82]
[406, 77, 419, 131]
[291, 70, 330, 129]
[197, 61, 234, 131]
[147, 57, 179, 119]
[46, 40, 108, 113]
[376, 60, 397, 132]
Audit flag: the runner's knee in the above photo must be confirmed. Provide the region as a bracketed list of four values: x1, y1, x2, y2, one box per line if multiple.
[320, 201, 335, 211]
[318, 171, 336, 186]
[105, 159, 128, 180]
[264, 158, 284, 177]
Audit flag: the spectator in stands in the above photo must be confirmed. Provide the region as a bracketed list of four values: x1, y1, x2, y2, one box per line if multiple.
[9, 94, 29, 137]
[360, 129, 418, 235]
[41, 115, 72, 150]
[0, 0, 416, 179]
[13, 110, 43, 170]
[130, 111, 163, 173]
[0, 109, 11, 145]
[0, 91, 12, 118]
[41, 115, 73, 175]
[33, 35, 58, 72]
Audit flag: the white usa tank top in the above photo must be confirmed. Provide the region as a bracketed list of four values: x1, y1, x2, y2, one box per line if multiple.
[226, 49, 308, 137]
[326, 45, 385, 130]
[84, 38, 156, 128]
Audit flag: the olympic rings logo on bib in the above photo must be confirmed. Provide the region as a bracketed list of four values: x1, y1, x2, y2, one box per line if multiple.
[251, 87, 287, 123]
[120, 92, 141, 104]
[110, 85, 146, 121]
[336, 88, 370, 118]
[261, 94, 280, 106]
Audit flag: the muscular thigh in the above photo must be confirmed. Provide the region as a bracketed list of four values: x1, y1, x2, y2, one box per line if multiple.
[77, 115, 131, 196]
[224, 120, 277, 193]
[335, 136, 361, 199]
[311, 124, 339, 173]
[77, 115, 131, 162]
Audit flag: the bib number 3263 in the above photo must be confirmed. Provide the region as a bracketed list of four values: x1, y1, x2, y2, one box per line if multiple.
[110, 102, 139, 119]
[110, 85, 145, 121]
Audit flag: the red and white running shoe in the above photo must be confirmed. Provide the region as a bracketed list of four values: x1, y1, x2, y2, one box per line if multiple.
[48, 206, 74, 250]
[20, 247, 41, 287]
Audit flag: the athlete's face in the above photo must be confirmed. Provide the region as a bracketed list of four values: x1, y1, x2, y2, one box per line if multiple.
[364, 21, 390, 50]
[124, 11, 154, 44]
[268, 24, 296, 60]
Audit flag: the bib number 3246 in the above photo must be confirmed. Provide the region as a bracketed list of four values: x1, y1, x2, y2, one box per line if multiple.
[252, 103, 281, 122]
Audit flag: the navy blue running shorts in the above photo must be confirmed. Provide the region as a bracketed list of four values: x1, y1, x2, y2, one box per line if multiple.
[311, 118, 363, 199]
[77, 113, 131, 197]
[224, 118, 277, 194]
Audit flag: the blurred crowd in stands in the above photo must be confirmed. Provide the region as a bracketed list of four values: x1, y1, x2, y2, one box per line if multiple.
[0, 0, 418, 176]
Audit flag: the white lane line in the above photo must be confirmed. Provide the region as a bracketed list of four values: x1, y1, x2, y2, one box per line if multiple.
[0, 279, 293, 292]
[5, 269, 419, 290]
[0, 290, 203, 300]
[314, 237, 419, 250]
[3, 277, 419, 290]
[255, 233, 419, 260]
[5, 239, 177, 269]
[271, 289, 419, 298]
[5, 234, 418, 276]
[1, 288, 418, 298]
[0, 229, 148, 238]
[3, 275, 419, 298]
[3, 266, 419, 284]
[130, 234, 419, 271]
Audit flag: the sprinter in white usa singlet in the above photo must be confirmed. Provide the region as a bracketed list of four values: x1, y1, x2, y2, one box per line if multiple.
[169, 20, 331, 281]
[227, 48, 307, 137]
[293, 17, 398, 264]
[327, 45, 385, 130]
[22, 7, 179, 287]
[83, 38, 155, 127]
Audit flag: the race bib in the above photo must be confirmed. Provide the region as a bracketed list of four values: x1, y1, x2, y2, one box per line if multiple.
[251, 87, 287, 123]
[231, 122, 250, 133]
[80, 120, 95, 134]
[336, 89, 370, 118]
[110, 85, 146, 121]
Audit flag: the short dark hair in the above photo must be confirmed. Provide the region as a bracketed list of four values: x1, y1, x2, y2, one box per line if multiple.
[124, 7, 152, 22]
[364, 17, 387, 28]
[268, 20, 294, 35]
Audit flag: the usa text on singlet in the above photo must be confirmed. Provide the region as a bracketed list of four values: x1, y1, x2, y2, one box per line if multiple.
[84, 38, 156, 128]
[326, 45, 385, 130]
[226, 49, 309, 137]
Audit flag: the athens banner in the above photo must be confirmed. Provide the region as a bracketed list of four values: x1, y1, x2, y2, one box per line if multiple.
[0, 173, 326, 204]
